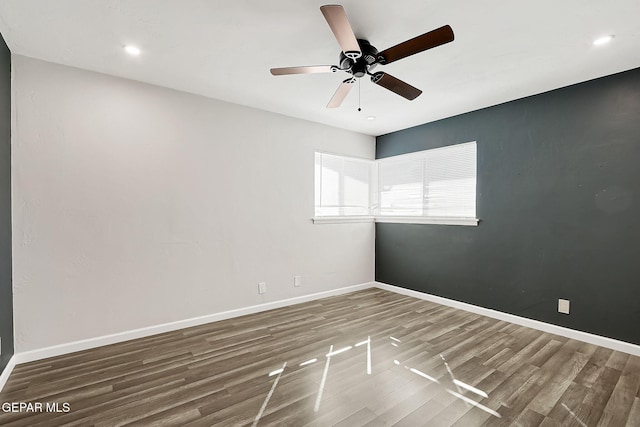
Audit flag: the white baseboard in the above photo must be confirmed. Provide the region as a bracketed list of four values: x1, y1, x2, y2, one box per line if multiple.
[11, 279, 636, 380]
[14, 282, 375, 366]
[0, 356, 17, 393]
[375, 281, 640, 357]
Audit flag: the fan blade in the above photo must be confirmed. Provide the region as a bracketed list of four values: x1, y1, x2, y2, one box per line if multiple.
[377, 25, 454, 65]
[270, 65, 338, 76]
[371, 72, 422, 100]
[327, 77, 356, 108]
[320, 5, 361, 59]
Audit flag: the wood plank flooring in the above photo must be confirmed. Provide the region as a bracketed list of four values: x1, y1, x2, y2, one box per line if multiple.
[1, 288, 639, 426]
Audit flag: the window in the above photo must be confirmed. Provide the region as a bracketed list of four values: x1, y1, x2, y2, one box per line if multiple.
[376, 142, 477, 224]
[314, 152, 373, 218]
[314, 141, 477, 225]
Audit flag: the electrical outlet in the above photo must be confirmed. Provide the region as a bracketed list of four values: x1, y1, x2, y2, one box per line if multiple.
[558, 299, 570, 314]
[294, 276, 301, 287]
[258, 282, 267, 294]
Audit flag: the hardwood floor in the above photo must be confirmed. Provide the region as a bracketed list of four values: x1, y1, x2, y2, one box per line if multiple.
[1, 288, 639, 426]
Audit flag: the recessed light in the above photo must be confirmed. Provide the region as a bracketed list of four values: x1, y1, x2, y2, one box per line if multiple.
[593, 35, 614, 46]
[366, 116, 376, 121]
[124, 45, 141, 56]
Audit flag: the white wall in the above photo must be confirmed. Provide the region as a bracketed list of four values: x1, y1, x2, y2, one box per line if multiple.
[11, 56, 375, 353]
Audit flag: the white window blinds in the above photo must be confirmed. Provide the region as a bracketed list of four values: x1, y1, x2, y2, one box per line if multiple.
[315, 152, 373, 216]
[314, 141, 476, 222]
[377, 142, 477, 218]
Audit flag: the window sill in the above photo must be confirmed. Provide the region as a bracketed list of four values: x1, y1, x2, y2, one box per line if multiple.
[375, 216, 479, 226]
[312, 216, 375, 224]
[312, 216, 478, 226]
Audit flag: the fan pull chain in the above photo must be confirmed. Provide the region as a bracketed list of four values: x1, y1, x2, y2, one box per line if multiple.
[357, 79, 361, 112]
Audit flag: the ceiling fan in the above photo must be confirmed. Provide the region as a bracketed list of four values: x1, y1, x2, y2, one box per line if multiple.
[270, 4, 454, 108]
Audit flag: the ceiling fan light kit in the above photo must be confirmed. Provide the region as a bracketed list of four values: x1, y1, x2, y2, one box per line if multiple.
[270, 4, 454, 108]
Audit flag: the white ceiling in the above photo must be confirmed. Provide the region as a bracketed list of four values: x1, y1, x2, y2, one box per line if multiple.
[0, 0, 639, 136]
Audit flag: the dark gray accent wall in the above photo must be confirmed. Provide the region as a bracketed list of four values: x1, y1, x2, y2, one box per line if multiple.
[376, 68, 640, 345]
[0, 33, 12, 374]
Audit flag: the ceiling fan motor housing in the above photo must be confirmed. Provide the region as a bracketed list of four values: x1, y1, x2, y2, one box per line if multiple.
[339, 39, 378, 78]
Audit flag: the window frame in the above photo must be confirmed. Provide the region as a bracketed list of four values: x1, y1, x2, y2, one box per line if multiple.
[313, 142, 478, 226]
[314, 151, 375, 220]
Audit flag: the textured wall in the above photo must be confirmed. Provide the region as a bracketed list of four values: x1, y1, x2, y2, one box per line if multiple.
[376, 67, 640, 345]
[0, 35, 12, 373]
[12, 56, 375, 352]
